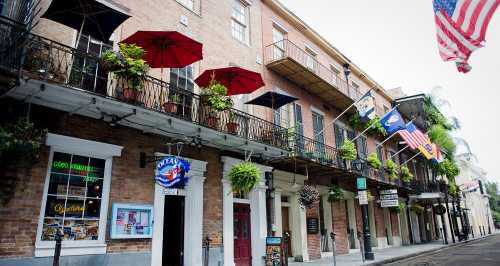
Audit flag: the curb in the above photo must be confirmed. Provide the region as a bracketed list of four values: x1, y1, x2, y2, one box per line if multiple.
[364, 234, 495, 266]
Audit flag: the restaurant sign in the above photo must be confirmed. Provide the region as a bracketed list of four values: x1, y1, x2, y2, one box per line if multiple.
[155, 156, 190, 189]
[380, 189, 399, 208]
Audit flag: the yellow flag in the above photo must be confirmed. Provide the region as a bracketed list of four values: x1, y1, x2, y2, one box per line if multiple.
[418, 142, 434, 160]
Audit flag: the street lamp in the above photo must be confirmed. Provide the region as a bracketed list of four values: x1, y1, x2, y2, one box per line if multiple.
[343, 63, 351, 83]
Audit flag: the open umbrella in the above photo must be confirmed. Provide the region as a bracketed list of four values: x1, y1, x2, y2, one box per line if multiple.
[194, 67, 265, 96]
[121, 31, 203, 69]
[245, 91, 298, 110]
[41, 0, 130, 45]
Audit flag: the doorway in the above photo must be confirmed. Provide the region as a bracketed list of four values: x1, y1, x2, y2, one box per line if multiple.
[162, 195, 185, 266]
[281, 206, 293, 257]
[234, 203, 251, 266]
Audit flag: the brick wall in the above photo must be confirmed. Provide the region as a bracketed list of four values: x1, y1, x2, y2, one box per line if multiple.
[374, 204, 387, 238]
[306, 201, 320, 260]
[391, 212, 400, 236]
[331, 200, 348, 255]
[0, 105, 223, 258]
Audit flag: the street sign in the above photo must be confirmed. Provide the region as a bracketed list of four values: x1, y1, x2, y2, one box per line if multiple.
[380, 194, 399, 200]
[357, 177, 367, 190]
[380, 189, 397, 195]
[380, 199, 399, 208]
[358, 190, 368, 205]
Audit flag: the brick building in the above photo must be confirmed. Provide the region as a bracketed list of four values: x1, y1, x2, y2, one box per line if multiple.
[0, 0, 453, 266]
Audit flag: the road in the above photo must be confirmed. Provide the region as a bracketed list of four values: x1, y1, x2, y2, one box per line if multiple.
[384, 234, 500, 266]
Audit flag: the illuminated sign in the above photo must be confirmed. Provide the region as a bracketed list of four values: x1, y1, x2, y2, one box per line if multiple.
[155, 156, 190, 188]
[53, 203, 85, 215]
[52, 161, 100, 180]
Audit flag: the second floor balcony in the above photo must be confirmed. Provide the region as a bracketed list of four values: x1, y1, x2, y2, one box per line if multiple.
[264, 39, 362, 110]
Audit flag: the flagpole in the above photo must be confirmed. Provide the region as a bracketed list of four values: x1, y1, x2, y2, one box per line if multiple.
[402, 151, 421, 165]
[390, 145, 409, 159]
[351, 105, 399, 142]
[314, 88, 374, 138]
[376, 131, 398, 148]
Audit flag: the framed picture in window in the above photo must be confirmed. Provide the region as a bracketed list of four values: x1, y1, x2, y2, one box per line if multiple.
[110, 203, 153, 239]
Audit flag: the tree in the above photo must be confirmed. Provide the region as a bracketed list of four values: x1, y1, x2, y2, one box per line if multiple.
[485, 181, 500, 222]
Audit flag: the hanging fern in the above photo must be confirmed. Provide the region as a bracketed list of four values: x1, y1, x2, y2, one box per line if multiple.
[349, 113, 364, 131]
[229, 162, 261, 194]
[298, 185, 320, 208]
[423, 96, 454, 130]
[400, 165, 414, 183]
[448, 181, 458, 196]
[385, 159, 399, 180]
[367, 152, 381, 169]
[366, 116, 387, 137]
[328, 184, 344, 202]
[389, 202, 405, 214]
[339, 138, 357, 161]
[438, 159, 460, 179]
[428, 124, 456, 156]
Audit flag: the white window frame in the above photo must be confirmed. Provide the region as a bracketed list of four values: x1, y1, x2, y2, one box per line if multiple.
[35, 133, 123, 257]
[231, 0, 250, 45]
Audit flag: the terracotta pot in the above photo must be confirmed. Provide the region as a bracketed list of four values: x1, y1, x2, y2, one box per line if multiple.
[122, 88, 138, 102]
[226, 122, 239, 134]
[206, 116, 218, 129]
[163, 102, 178, 113]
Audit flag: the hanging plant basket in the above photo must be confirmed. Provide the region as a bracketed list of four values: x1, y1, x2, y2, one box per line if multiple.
[328, 184, 344, 203]
[410, 204, 425, 214]
[400, 165, 413, 183]
[298, 185, 320, 208]
[339, 138, 357, 161]
[385, 159, 399, 180]
[367, 152, 381, 169]
[229, 162, 261, 194]
[389, 202, 405, 214]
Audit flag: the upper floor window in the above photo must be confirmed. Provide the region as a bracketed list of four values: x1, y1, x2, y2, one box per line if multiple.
[231, 0, 249, 44]
[274, 104, 291, 128]
[177, 0, 194, 10]
[170, 65, 194, 92]
[305, 47, 317, 71]
[272, 26, 286, 59]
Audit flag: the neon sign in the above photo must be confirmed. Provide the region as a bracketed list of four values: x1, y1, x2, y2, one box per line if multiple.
[52, 161, 100, 179]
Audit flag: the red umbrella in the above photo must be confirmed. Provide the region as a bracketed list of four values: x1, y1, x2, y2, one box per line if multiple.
[121, 31, 203, 68]
[194, 67, 265, 96]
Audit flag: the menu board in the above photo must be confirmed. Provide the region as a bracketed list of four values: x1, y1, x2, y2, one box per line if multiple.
[111, 203, 153, 239]
[306, 218, 319, 234]
[265, 237, 283, 266]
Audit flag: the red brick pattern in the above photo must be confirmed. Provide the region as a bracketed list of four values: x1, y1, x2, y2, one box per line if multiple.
[306, 202, 321, 260]
[391, 212, 400, 236]
[374, 204, 387, 238]
[331, 201, 348, 255]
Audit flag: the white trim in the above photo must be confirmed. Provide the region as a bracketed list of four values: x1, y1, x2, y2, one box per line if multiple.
[35, 134, 123, 257]
[272, 19, 288, 33]
[310, 106, 325, 117]
[234, 198, 251, 204]
[304, 44, 318, 55]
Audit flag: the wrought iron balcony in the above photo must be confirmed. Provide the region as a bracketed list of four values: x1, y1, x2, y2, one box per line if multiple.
[0, 20, 289, 152]
[264, 39, 362, 110]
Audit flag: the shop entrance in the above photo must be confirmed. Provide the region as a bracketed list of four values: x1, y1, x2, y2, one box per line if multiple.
[162, 195, 185, 266]
[234, 203, 251, 266]
[281, 206, 293, 257]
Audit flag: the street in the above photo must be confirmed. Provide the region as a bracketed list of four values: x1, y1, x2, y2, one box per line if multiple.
[384, 235, 500, 266]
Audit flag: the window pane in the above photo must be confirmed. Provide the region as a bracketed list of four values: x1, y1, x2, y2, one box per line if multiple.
[47, 173, 69, 195]
[64, 197, 85, 218]
[41, 218, 62, 241]
[68, 175, 87, 197]
[89, 158, 105, 178]
[45, 195, 66, 218]
[84, 198, 101, 219]
[70, 155, 90, 176]
[51, 152, 72, 174]
[87, 178, 104, 198]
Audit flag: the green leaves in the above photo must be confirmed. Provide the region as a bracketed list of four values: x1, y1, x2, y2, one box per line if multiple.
[448, 181, 458, 196]
[229, 162, 261, 194]
[423, 96, 454, 130]
[339, 138, 357, 161]
[201, 80, 233, 111]
[366, 116, 387, 137]
[385, 159, 398, 180]
[428, 124, 456, 156]
[367, 152, 381, 169]
[438, 159, 460, 179]
[328, 185, 344, 202]
[400, 165, 414, 183]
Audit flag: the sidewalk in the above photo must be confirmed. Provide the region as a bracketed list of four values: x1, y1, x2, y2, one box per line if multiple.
[287, 240, 446, 266]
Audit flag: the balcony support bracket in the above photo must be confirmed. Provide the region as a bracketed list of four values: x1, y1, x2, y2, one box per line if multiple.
[69, 97, 96, 116]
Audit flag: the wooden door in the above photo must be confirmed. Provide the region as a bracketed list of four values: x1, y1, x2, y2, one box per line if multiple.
[163, 195, 185, 266]
[234, 203, 251, 266]
[281, 206, 292, 257]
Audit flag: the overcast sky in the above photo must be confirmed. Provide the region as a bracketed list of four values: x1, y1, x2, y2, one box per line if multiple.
[280, 0, 500, 183]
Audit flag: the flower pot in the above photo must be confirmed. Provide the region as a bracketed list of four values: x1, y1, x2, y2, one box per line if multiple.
[226, 122, 239, 134]
[206, 116, 218, 129]
[163, 102, 179, 113]
[122, 88, 138, 103]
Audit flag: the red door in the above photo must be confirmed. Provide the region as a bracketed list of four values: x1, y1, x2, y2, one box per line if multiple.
[234, 203, 251, 266]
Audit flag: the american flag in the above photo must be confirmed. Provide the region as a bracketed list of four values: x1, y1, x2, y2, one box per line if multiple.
[398, 122, 429, 150]
[433, 0, 500, 73]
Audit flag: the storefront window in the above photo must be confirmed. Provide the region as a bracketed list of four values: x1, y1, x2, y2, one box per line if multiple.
[41, 152, 105, 241]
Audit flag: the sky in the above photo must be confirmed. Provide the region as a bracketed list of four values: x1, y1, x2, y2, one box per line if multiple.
[280, 0, 500, 183]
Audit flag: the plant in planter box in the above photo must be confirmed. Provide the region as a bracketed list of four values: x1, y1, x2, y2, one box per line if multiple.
[101, 43, 149, 102]
[298, 184, 320, 209]
[0, 117, 47, 165]
[367, 152, 381, 169]
[385, 159, 398, 180]
[100, 49, 124, 71]
[328, 184, 344, 203]
[400, 165, 413, 183]
[226, 113, 240, 135]
[339, 138, 357, 161]
[164, 94, 181, 113]
[229, 162, 261, 194]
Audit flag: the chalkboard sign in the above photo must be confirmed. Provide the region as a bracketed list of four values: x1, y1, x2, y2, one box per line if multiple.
[306, 217, 319, 234]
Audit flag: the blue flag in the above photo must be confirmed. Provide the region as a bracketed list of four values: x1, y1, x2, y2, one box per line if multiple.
[380, 109, 406, 135]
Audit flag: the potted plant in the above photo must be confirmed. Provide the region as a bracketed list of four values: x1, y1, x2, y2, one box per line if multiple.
[385, 159, 398, 180]
[339, 138, 357, 161]
[400, 165, 413, 183]
[226, 113, 240, 134]
[367, 152, 382, 169]
[298, 184, 320, 209]
[389, 202, 405, 214]
[366, 116, 387, 137]
[410, 203, 425, 214]
[0, 117, 47, 166]
[229, 162, 261, 194]
[164, 94, 181, 113]
[200, 80, 233, 111]
[328, 184, 344, 203]
[101, 43, 149, 102]
[205, 111, 219, 129]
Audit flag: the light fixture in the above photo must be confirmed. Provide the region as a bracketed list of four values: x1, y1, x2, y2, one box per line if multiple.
[343, 63, 351, 78]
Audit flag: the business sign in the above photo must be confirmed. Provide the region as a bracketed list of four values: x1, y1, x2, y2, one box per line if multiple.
[155, 156, 190, 188]
[380, 189, 397, 195]
[265, 237, 283, 265]
[381, 200, 399, 208]
[357, 177, 367, 190]
[358, 190, 368, 205]
[380, 189, 398, 208]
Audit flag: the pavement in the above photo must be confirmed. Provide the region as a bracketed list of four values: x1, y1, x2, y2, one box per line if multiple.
[287, 234, 498, 266]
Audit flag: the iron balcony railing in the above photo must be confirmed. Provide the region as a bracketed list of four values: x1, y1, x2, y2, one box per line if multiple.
[264, 39, 362, 101]
[1, 23, 290, 150]
[410, 180, 443, 194]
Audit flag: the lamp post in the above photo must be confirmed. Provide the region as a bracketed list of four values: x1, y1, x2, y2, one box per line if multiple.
[343, 63, 351, 96]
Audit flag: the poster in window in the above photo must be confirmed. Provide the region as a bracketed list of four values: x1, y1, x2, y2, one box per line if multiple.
[111, 203, 153, 239]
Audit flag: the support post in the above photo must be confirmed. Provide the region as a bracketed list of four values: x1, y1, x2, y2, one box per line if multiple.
[445, 195, 455, 243]
[438, 198, 448, 244]
[361, 203, 374, 260]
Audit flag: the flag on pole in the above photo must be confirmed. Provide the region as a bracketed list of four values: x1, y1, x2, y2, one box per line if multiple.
[398, 122, 429, 150]
[355, 91, 376, 119]
[379, 109, 406, 135]
[432, 143, 443, 163]
[433, 0, 500, 73]
[418, 142, 434, 160]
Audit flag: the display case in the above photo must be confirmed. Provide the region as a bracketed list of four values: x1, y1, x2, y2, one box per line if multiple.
[110, 203, 153, 239]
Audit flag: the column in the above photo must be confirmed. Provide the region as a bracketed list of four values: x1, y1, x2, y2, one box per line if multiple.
[346, 198, 359, 249]
[322, 196, 333, 252]
[222, 179, 235, 266]
[183, 169, 206, 266]
[290, 193, 309, 261]
[249, 181, 268, 266]
[274, 189, 283, 237]
[383, 208, 393, 246]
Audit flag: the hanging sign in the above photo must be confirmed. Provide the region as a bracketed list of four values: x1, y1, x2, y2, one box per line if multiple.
[155, 156, 190, 189]
[357, 177, 367, 190]
[380, 189, 399, 208]
[358, 190, 368, 205]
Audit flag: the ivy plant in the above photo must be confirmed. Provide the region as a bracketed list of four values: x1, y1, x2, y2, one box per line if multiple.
[428, 124, 456, 156]
[0, 117, 47, 164]
[349, 113, 364, 131]
[367, 152, 381, 169]
[339, 138, 357, 161]
[328, 184, 344, 203]
[400, 165, 414, 183]
[229, 162, 261, 194]
[385, 159, 398, 180]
